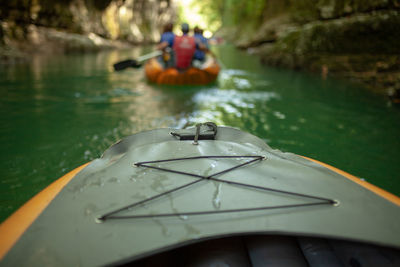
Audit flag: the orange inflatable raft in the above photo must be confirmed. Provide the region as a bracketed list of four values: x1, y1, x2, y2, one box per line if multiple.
[144, 57, 220, 85]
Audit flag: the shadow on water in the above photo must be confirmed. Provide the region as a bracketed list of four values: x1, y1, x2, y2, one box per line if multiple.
[0, 44, 399, 222]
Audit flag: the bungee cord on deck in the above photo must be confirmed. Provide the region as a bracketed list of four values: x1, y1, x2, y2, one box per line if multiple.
[98, 155, 336, 222]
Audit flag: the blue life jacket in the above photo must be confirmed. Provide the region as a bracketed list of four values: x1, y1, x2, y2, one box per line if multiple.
[160, 31, 175, 48]
[193, 33, 208, 61]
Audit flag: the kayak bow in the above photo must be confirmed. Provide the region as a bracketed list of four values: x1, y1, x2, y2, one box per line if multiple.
[1, 123, 399, 266]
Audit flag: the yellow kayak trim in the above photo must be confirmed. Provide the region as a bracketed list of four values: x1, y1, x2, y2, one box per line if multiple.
[302, 156, 400, 207]
[0, 163, 89, 260]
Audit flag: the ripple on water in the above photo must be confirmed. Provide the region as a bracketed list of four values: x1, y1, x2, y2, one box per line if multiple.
[273, 111, 286, 120]
[220, 69, 250, 77]
[192, 89, 279, 109]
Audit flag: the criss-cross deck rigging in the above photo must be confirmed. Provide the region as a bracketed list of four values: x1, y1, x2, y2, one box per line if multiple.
[98, 155, 336, 221]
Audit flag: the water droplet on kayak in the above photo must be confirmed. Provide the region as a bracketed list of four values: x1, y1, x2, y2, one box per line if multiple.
[179, 215, 188, 220]
[84, 204, 98, 216]
[213, 183, 222, 209]
[85, 208, 93, 215]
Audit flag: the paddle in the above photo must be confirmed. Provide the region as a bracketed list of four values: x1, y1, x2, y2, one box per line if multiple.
[113, 50, 163, 71]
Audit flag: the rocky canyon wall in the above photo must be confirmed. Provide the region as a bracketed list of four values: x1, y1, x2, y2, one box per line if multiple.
[0, 0, 177, 59]
[231, 0, 400, 94]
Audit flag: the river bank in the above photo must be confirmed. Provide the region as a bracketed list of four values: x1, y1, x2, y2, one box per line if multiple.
[0, 24, 132, 64]
[0, 0, 176, 63]
[218, 0, 400, 96]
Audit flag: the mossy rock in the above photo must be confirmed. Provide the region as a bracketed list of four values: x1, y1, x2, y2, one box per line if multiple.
[290, 0, 398, 21]
[273, 10, 400, 55]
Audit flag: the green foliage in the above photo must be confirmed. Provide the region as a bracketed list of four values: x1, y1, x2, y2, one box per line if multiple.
[193, 0, 224, 29]
[223, 0, 267, 27]
[177, 0, 268, 32]
[187, 0, 400, 31]
[176, 0, 223, 32]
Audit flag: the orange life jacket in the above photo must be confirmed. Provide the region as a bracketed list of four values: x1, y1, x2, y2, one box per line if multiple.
[173, 35, 196, 69]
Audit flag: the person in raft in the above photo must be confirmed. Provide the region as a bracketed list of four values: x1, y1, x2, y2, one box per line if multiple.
[157, 22, 175, 68]
[193, 26, 209, 67]
[172, 23, 196, 71]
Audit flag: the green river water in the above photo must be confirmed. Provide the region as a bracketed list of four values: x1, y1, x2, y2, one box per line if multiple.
[1, 45, 399, 222]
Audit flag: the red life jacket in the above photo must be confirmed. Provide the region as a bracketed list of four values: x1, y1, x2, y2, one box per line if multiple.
[173, 35, 196, 69]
